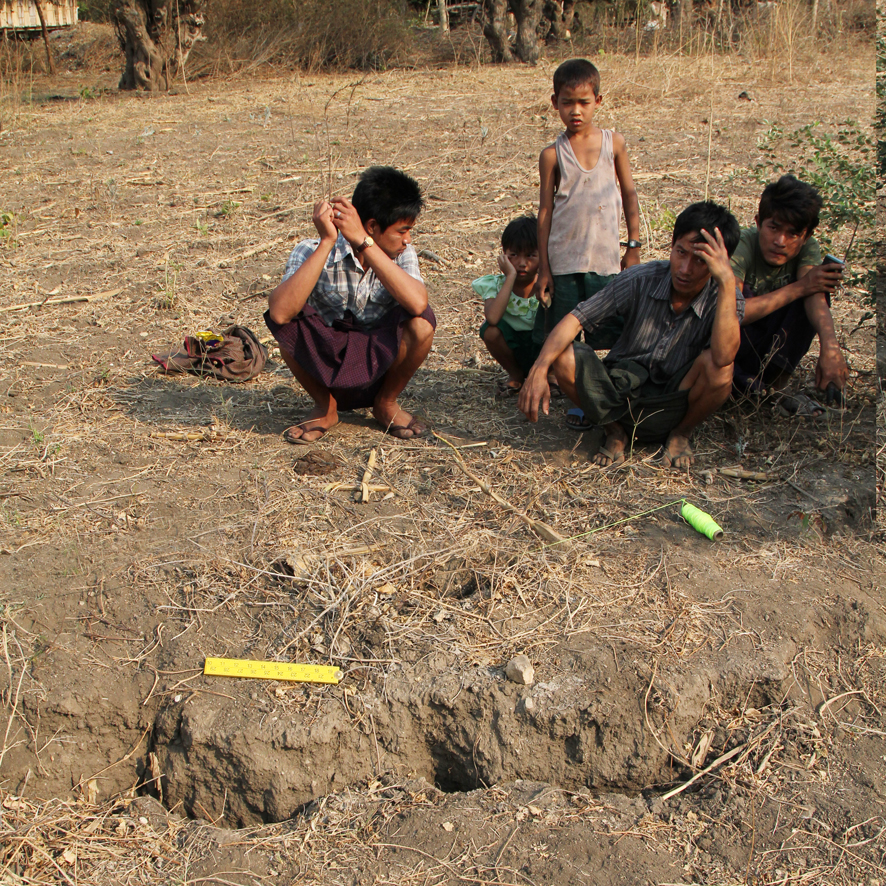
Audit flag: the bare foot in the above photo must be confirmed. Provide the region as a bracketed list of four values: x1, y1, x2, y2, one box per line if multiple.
[592, 423, 627, 467]
[373, 403, 428, 440]
[661, 432, 693, 469]
[496, 377, 524, 397]
[282, 405, 338, 444]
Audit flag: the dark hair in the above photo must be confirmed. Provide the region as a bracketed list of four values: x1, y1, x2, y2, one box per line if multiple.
[501, 214, 538, 254]
[672, 201, 741, 257]
[553, 58, 600, 98]
[351, 166, 424, 231]
[757, 174, 821, 235]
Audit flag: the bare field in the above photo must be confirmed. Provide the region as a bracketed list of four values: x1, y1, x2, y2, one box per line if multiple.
[0, 35, 883, 886]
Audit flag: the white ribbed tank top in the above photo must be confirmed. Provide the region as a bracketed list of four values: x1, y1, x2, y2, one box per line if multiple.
[547, 129, 622, 276]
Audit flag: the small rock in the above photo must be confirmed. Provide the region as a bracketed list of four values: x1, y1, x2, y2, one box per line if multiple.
[522, 697, 536, 713]
[442, 821, 454, 832]
[505, 654, 535, 686]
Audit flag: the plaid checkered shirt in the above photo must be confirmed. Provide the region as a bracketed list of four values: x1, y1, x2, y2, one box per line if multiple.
[571, 261, 745, 385]
[281, 233, 424, 329]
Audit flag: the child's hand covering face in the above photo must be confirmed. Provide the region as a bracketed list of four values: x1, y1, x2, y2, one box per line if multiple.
[497, 252, 516, 277]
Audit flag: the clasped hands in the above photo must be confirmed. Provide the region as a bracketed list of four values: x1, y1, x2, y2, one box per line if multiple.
[311, 197, 367, 248]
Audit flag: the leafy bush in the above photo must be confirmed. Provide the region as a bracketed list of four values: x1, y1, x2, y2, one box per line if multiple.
[749, 120, 876, 299]
[202, 0, 412, 71]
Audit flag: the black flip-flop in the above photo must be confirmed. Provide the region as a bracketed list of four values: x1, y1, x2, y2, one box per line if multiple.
[283, 419, 337, 445]
[775, 392, 824, 419]
[565, 407, 590, 430]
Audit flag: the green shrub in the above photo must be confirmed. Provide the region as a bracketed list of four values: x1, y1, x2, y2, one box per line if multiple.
[748, 120, 876, 300]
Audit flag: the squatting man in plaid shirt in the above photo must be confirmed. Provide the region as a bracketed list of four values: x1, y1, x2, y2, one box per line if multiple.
[265, 167, 436, 444]
[519, 202, 744, 469]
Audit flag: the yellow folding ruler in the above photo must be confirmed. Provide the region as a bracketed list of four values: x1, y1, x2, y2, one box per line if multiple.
[204, 657, 341, 684]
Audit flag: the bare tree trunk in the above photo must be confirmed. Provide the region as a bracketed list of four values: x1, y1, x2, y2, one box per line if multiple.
[562, 0, 575, 32]
[437, 0, 449, 32]
[670, 0, 693, 35]
[543, 0, 575, 42]
[112, 0, 205, 92]
[482, 0, 514, 62]
[510, 0, 542, 63]
[33, 0, 55, 75]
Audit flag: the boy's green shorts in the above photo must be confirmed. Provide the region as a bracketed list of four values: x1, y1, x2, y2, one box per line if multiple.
[532, 272, 624, 349]
[479, 319, 541, 377]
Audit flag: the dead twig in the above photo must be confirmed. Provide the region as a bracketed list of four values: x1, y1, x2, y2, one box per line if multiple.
[434, 433, 567, 547]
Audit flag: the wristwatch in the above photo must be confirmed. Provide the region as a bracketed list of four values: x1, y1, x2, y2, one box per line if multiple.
[355, 236, 374, 253]
[621, 239, 643, 249]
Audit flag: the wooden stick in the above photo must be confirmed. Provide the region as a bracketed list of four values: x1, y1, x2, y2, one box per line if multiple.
[150, 430, 211, 442]
[325, 482, 392, 494]
[355, 448, 378, 503]
[434, 433, 567, 547]
[0, 288, 122, 314]
[720, 467, 770, 481]
[659, 742, 746, 801]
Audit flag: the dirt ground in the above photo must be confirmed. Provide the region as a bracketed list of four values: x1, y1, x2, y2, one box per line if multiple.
[0, 24, 883, 886]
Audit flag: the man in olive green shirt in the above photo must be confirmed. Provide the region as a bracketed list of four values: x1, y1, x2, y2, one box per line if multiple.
[731, 175, 847, 413]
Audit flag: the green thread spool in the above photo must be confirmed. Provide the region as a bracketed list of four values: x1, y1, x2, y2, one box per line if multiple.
[681, 501, 724, 541]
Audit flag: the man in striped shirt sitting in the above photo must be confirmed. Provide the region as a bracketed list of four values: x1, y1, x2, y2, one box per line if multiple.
[518, 202, 743, 469]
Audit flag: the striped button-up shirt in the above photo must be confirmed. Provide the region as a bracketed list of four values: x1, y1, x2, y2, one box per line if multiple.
[571, 261, 745, 385]
[281, 233, 423, 329]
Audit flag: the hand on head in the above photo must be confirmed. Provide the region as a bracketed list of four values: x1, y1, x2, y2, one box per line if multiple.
[692, 227, 733, 286]
[330, 196, 368, 246]
[497, 252, 516, 277]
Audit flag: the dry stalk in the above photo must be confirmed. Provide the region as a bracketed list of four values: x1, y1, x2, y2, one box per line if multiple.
[434, 433, 566, 547]
[355, 447, 378, 503]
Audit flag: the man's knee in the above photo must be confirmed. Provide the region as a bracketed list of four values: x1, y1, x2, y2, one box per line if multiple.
[404, 316, 435, 347]
[551, 344, 577, 387]
[697, 350, 734, 397]
[683, 350, 732, 398]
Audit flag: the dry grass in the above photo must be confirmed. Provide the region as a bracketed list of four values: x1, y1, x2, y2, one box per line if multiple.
[0, 37, 881, 886]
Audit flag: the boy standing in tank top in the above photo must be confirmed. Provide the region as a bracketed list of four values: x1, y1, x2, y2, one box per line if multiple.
[535, 58, 642, 425]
